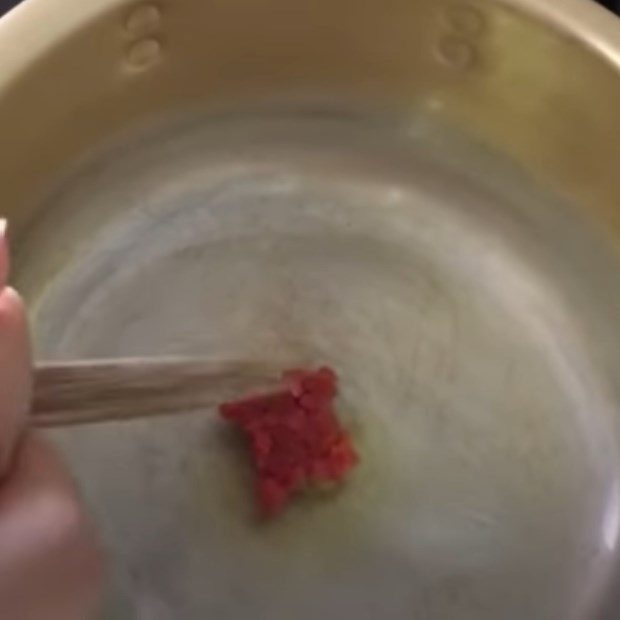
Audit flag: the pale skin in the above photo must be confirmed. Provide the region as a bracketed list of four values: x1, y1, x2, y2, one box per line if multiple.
[0, 221, 102, 619]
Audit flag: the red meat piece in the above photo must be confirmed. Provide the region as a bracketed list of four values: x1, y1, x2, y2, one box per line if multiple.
[219, 367, 359, 518]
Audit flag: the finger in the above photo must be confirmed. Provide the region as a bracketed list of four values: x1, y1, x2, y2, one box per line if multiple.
[0, 219, 8, 289]
[0, 288, 31, 473]
[0, 434, 103, 620]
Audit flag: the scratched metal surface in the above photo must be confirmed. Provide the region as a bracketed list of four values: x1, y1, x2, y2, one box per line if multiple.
[13, 106, 620, 619]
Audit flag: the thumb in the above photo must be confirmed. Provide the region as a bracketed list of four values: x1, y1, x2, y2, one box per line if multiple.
[0, 221, 32, 474]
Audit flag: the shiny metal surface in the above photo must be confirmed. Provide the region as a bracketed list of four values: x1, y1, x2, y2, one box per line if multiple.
[2, 0, 620, 618]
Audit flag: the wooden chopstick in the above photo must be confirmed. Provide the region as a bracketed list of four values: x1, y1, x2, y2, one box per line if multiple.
[32, 358, 281, 428]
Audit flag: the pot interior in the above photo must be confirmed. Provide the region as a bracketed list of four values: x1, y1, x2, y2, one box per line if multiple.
[5, 0, 620, 618]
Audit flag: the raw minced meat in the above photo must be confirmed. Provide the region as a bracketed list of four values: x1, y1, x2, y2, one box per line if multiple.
[219, 367, 359, 518]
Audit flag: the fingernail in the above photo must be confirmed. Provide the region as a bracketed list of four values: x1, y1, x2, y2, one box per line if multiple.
[0, 219, 8, 289]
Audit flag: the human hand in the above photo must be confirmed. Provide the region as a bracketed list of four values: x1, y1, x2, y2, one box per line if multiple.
[0, 220, 103, 619]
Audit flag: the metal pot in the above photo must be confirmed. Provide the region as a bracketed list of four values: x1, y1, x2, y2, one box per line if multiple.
[3, 0, 620, 618]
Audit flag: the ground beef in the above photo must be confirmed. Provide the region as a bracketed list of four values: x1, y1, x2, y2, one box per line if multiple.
[219, 367, 359, 518]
